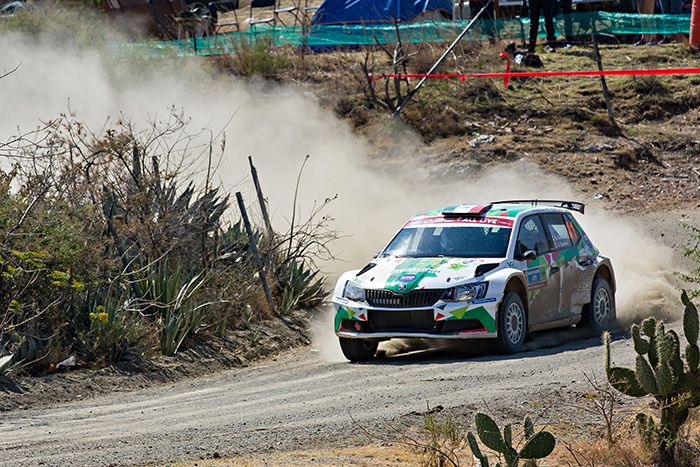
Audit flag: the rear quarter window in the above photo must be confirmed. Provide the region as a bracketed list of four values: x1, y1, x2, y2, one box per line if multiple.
[564, 213, 581, 244]
[541, 213, 573, 250]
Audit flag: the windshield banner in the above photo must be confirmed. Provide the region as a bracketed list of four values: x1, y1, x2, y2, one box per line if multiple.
[405, 216, 514, 228]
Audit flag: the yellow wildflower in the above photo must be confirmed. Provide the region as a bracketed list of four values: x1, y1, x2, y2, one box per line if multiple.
[98, 312, 109, 325]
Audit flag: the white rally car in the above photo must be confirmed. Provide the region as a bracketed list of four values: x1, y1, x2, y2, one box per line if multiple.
[332, 200, 616, 361]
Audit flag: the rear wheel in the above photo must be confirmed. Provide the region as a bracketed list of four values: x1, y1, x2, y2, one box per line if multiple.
[579, 277, 615, 334]
[491, 291, 527, 354]
[339, 337, 378, 362]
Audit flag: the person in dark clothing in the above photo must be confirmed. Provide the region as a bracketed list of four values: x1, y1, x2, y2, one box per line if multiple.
[528, 0, 556, 52]
[559, 0, 574, 46]
[469, 0, 497, 42]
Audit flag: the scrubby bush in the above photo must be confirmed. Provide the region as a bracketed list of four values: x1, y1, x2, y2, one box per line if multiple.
[0, 110, 330, 376]
[230, 38, 292, 78]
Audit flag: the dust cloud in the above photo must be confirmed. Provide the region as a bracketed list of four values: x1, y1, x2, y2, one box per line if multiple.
[0, 27, 680, 362]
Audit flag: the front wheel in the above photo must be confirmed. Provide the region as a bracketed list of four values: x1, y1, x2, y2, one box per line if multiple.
[339, 337, 378, 362]
[490, 291, 527, 354]
[579, 277, 616, 334]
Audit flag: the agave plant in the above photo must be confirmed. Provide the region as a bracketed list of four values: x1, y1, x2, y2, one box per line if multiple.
[276, 258, 327, 314]
[134, 259, 213, 356]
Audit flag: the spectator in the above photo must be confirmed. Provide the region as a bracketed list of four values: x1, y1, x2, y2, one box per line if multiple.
[636, 0, 657, 45]
[469, 0, 498, 42]
[528, 0, 557, 52]
[559, 0, 574, 47]
[661, 0, 686, 42]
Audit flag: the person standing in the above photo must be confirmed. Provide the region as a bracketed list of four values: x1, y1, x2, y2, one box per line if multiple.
[528, 0, 557, 52]
[469, 0, 498, 42]
[637, 0, 658, 45]
[559, 0, 574, 47]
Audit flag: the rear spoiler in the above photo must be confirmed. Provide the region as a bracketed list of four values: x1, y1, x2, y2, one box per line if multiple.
[491, 199, 585, 214]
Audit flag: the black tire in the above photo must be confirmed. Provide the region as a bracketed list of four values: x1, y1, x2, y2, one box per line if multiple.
[579, 277, 616, 334]
[491, 291, 527, 354]
[339, 337, 378, 362]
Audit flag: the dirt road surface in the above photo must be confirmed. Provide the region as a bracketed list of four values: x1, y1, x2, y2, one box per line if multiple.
[1, 209, 695, 466]
[0, 329, 640, 466]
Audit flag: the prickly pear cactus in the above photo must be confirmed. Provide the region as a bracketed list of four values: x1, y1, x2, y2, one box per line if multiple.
[467, 412, 555, 467]
[604, 290, 700, 464]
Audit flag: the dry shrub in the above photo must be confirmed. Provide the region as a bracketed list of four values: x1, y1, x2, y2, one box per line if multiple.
[631, 76, 669, 96]
[556, 426, 654, 467]
[228, 37, 292, 78]
[408, 43, 444, 75]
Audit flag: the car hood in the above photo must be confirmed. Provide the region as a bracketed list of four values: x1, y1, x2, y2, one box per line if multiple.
[352, 256, 504, 293]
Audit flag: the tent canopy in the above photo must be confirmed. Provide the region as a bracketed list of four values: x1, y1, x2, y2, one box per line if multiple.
[312, 0, 453, 25]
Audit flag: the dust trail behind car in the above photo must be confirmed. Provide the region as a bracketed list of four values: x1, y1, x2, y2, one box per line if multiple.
[0, 22, 681, 361]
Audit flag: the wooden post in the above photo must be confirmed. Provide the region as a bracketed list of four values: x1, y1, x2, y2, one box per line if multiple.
[236, 192, 277, 315]
[248, 156, 274, 240]
[591, 35, 618, 130]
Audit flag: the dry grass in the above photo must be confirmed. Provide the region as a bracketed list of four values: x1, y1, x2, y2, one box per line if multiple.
[176, 443, 419, 466]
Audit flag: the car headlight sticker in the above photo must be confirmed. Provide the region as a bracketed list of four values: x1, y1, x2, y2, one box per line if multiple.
[343, 281, 365, 302]
[443, 282, 489, 302]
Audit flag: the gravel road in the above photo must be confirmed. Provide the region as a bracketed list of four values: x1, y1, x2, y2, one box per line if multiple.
[0, 328, 641, 466]
[0, 208, 695, 466]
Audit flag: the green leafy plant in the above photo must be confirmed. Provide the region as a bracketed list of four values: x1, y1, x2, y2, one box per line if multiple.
[135, 261, 213, 356]
[604, 290, 700, 464]
[421, 408, 466, 467]
[276, 258, 327, 314]
[467, 412, 556, 467]
[67, 288, 146, 365]
[230, 37, 291, 77]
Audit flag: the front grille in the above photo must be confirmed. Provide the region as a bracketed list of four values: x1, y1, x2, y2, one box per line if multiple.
[369, 309, 436, 332]
[365, 289, 443, 308]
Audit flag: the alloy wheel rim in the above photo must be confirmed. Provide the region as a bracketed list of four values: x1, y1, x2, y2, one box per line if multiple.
[505, 302, 525, 344]
[594, 287, 611, 326]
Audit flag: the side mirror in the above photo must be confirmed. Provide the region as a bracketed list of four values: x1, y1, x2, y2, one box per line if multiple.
[517, 250, 537, 261]
[372, 251, 380, 259]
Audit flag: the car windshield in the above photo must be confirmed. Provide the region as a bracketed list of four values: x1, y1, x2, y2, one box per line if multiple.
[382, 225, 511, 258]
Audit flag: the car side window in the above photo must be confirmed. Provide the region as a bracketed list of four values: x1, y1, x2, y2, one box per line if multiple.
[564, 213, 581, 245]
[542, 213, 573, 250]
[516, 216, 550, 256]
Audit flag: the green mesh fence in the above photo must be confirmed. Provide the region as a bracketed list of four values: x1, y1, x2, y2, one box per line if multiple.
[116, 12, 691, 57]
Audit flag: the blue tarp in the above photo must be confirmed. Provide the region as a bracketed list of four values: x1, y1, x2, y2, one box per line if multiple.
[311, 0, 454, 25]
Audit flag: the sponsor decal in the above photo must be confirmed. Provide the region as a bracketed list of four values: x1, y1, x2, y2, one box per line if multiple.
[470, 297, 497, 305]
[405, 216, 514, 228]
[398, 283, 407, 291]
[395, 267, 440, 274]
[527, 270, 542, 284]
[398, 274, 417, 283]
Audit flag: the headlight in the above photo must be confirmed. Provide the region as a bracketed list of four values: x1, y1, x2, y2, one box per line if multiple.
[442, 282, 489, 302]
[343, 281, 365, 302]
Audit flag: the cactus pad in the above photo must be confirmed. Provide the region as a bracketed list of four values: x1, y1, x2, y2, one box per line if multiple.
[519, 431, 556, 459]
[475, 412, 507, 453]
